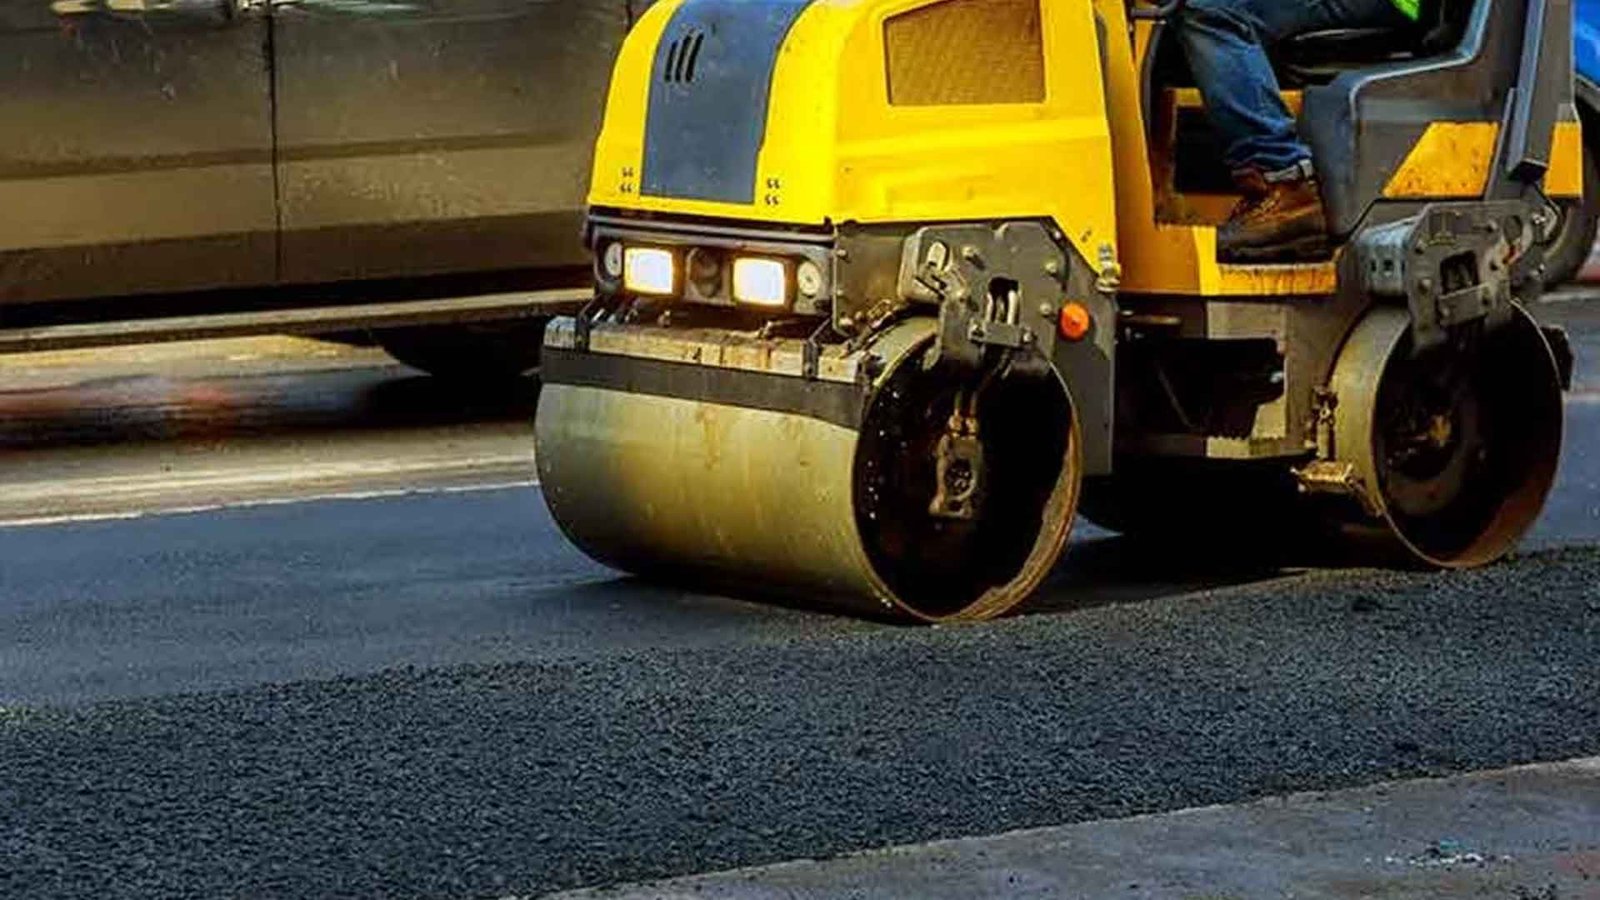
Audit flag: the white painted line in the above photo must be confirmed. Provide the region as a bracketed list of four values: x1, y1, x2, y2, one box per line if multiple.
[0, 479, 539, 529]
[0, 453, 535, 505]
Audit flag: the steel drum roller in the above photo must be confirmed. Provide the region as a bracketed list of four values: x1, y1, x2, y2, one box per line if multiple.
[1325, 304, 1564, 567]
[535, 317, 1082, 621]
[1080, 305, 1564, 568]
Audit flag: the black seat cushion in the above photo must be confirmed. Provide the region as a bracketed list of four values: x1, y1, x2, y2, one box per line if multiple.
[1281, 26, 1423, 67]
[1277, 26, 1425, 85]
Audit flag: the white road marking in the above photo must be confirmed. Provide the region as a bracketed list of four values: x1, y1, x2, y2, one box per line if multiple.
[1, 452, 531, 499]
[0, 478, 538, 529]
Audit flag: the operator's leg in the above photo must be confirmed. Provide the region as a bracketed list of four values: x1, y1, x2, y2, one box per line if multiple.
[1177, 0, 1410, 260]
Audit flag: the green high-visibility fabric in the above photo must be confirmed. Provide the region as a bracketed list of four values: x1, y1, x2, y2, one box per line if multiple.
[1390, 0, 1420, 20]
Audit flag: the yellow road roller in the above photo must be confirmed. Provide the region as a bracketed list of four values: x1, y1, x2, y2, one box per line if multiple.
[535, 0, 1579, 620]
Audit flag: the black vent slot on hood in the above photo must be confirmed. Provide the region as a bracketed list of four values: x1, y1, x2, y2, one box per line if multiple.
[664, 30, 706, 83]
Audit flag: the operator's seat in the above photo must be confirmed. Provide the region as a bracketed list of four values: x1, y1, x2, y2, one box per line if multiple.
[1273, 2, 1459, 86]
[1142, 0, 1473, 229]
[1141, 1, 1458, 119]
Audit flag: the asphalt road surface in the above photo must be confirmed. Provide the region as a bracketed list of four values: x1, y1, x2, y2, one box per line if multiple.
[0, 304, 1597, 899]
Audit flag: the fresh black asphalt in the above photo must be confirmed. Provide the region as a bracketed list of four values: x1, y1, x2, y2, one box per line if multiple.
[0, 491, 1597, 897]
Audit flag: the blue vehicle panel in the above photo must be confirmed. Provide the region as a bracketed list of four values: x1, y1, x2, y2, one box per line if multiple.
[1580, 0, 1600, 91]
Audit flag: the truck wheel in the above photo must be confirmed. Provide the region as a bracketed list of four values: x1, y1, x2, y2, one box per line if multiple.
[1541, 140, 1599, 287]
[374, 319, 549, 382]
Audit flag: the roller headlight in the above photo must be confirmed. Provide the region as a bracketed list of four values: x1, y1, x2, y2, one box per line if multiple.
[623, 247, 677, 296]
[731, 257, 788, 306]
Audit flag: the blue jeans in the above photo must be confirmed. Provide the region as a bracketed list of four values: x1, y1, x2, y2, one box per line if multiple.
[1177, 0, 1410, 174]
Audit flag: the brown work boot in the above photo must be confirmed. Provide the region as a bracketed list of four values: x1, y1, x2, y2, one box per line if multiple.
[1218, 162, 1331, 263]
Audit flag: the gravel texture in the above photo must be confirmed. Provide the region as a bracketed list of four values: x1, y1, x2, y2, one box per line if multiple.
[3, 547, 1598, 899]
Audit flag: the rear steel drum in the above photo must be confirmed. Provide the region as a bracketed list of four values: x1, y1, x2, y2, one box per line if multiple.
[1327, 305, 1563, 566]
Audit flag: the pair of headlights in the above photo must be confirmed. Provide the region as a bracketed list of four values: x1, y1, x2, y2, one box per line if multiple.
[603, 243, 822, 307]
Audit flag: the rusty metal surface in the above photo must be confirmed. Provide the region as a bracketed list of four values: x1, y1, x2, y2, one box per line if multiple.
[544, 317, 865, 384]
[536, 381, 886, 610]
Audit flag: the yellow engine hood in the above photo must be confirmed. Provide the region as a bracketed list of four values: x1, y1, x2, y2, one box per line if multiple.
[587, 0, 1119, 260]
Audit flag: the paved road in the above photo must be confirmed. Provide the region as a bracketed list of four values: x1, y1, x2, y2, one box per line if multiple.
[0, 337, 537, 523]
[0, 307, 1596, 899]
